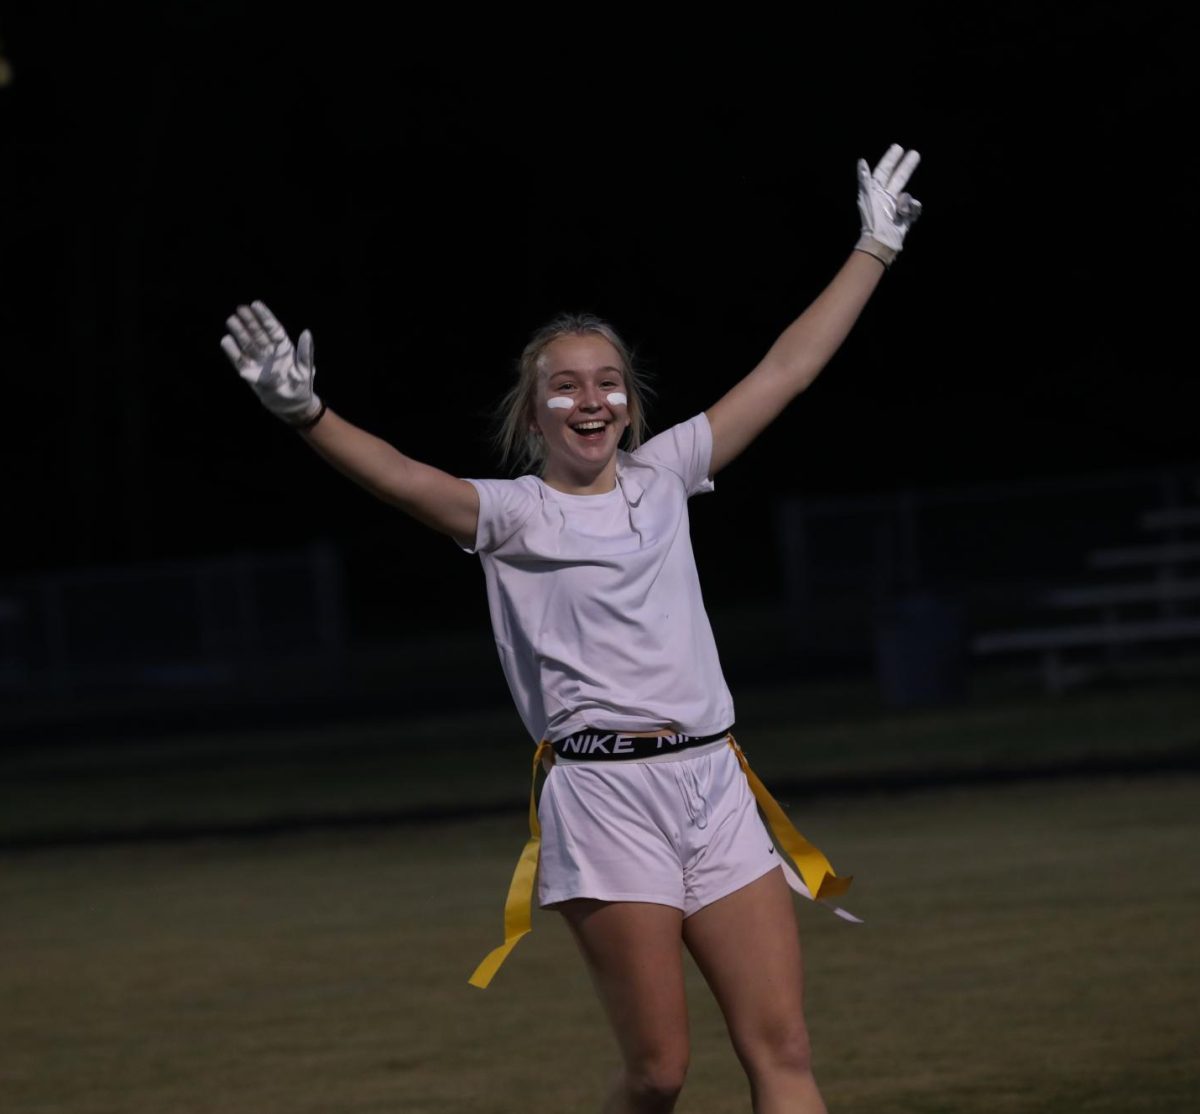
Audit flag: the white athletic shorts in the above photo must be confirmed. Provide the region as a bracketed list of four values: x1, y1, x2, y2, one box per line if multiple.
[536, 739, 781, 917]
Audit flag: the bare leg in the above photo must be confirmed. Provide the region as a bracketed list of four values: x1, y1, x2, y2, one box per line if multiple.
[683, 868, 827, 1114]
[558, 899, 689, 1114]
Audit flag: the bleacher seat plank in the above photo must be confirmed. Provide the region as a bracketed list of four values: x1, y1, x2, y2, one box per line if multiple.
[1087, 543, 1200, 569]
[972, 616, 1200, 654]
[1040, 580, 1200, 608]
[1140, 508, 1200, 530]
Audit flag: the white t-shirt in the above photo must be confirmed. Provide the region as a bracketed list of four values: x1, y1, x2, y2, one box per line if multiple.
[463, 413, 735, 742]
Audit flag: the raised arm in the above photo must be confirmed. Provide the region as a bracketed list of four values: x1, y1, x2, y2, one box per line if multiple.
[706, 144, 922, 476]
[222, 302, 479, 548]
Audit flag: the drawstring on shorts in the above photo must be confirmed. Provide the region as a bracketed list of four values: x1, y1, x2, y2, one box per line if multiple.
[676, 762, 709, 830]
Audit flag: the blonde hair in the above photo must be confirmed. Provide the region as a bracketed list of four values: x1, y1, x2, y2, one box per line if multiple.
[495, 313, 652, 475]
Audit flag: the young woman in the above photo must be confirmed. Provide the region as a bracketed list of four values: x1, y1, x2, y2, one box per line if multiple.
[222, 143, 921, 1114]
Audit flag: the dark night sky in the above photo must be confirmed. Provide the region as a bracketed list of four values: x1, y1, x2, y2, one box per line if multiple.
[0, 5, 1194, 629]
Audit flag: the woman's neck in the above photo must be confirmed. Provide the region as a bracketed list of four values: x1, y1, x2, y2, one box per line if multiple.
[540, 457, 619, 496]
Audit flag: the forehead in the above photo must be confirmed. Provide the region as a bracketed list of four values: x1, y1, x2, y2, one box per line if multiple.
[538, 333, 624, 379]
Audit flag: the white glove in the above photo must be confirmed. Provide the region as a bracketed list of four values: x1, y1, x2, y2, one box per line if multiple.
[855, 143, 922, 267]
[221, 301, 325, 428]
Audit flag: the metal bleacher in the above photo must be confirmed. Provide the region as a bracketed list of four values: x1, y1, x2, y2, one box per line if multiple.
[775, 462, 1200, 701]
[971, 496, 1200, 691]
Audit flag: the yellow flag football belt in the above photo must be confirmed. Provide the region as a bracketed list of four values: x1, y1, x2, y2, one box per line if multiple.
[468, 733, 857, 990]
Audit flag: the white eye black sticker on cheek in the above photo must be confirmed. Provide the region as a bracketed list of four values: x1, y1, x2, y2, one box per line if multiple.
[606, 392, 628, 407]
[546, 397, 574, 410]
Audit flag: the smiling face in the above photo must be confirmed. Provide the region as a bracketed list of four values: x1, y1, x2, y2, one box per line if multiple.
[532, 333, 632, 493]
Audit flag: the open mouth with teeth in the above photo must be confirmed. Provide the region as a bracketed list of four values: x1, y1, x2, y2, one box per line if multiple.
[570, 419, 610, 441]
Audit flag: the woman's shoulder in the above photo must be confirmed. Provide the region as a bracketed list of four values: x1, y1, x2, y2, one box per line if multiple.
[466, 474, 545, 553]
[627, 414, 713, 497]
[468, 473, 542, 493]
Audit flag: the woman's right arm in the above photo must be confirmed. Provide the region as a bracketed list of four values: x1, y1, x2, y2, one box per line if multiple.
[222, 301, 479, 548]
[298, 408, 479, 548]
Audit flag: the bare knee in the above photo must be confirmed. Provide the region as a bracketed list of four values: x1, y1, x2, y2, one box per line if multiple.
[737, 1018, 814, 1079]
[620, 1048, 689, 1109]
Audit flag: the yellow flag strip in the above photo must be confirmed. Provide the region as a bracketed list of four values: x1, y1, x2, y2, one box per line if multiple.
[728, 736, 861, 923]
[468, 740, 550, 989]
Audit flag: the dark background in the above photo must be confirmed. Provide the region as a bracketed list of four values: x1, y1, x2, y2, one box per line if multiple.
[1, 4, 1194, 639]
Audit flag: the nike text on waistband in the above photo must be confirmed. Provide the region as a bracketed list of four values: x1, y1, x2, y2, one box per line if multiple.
[551, 727, 733, 761]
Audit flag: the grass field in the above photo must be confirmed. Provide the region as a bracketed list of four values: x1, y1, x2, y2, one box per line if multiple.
[3, 777, 1197, 1113]
[2, 672, 1198, 1112]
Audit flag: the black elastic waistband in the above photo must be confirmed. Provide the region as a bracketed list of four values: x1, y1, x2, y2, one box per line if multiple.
[551, 727, 733, 762]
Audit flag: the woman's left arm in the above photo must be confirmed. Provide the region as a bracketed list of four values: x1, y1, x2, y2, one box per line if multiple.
[706, 144, 921, 476]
